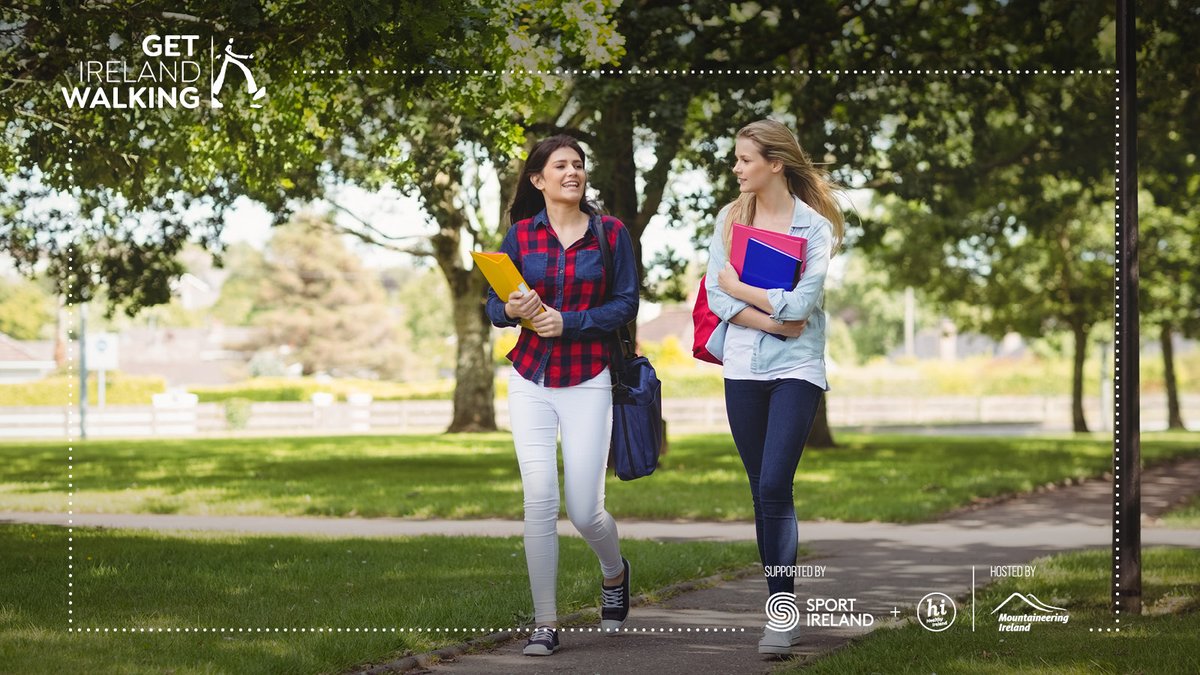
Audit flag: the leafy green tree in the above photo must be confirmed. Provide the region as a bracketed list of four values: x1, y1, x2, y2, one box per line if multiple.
[2, 0, 623, 431]
[249, 213, 400, 377]
[1139, 195, 1199, 430]
[826, 254, 935, 363]
[209, 242, 267, 326]
[392, 266, 455, 380]
[0, 276, 54, 339]
[852, 23, 1115, 432]
[1136, 0, 1200, 430]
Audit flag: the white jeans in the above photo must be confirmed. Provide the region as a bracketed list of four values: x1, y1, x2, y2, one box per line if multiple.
[508, 367, 623, 623]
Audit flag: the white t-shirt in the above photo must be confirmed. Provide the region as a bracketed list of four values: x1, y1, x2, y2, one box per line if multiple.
[722, 323, 829, 389]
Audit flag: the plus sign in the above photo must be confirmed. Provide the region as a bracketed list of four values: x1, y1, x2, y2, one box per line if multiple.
[890, 607, 901, 618]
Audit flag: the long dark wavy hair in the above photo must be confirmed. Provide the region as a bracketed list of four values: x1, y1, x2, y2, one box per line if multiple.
[508, 134, 601, 224]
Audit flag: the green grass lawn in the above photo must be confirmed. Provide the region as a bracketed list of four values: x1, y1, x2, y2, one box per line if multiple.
[791, 547, 1200, 674]
[0, 523, 758, 674]
[1160, 493, 1200, 529]
[2, 432, 1198, 523]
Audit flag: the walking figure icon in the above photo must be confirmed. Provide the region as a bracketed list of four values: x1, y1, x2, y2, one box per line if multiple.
[211, 38, 266, 109]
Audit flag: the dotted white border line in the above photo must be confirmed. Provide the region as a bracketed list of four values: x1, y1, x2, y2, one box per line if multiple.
[1112, 73, 1122, 631]
[292, 68, 1116, 76]
[71, 627, 746, 633]
[64, 69, 1124, 635]
[66, 139, 75, 629]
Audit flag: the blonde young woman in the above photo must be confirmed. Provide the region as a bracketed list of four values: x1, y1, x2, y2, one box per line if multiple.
[702, 119, 844, 656]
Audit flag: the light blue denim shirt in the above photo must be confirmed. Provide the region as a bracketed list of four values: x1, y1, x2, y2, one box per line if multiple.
[703, 195, 832, 377]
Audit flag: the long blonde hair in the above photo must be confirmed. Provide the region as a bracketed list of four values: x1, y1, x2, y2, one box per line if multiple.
[723, 119, 845, 255]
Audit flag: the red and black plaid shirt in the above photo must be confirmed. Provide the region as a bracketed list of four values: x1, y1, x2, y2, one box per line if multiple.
[485, 210, 639, 388]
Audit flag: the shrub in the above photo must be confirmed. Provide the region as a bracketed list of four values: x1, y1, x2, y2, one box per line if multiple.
[223, 398, 253, 430]
[0, 374, 166, 406]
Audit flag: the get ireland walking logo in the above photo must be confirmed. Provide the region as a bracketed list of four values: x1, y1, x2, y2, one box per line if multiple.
[61, 34, 266, 110]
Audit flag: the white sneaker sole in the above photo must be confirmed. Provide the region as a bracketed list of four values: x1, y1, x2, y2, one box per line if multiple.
[601, 619, 627, 635]
[523, 644, 559, 656]
[759, 635, 802, 655]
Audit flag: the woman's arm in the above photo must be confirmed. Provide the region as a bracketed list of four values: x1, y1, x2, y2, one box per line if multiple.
[717, 263, 775, 315]
[484, 225, 523, 328]
[703, 209, 752, 321]
[719, 216, 832, 322]
[729, 306, 808, 338]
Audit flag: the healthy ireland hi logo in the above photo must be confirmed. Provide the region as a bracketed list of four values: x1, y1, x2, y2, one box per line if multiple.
[992, 593, 1069, 632]
[916, 592, 956, 632]
[764, 592, 800, 632]
[62, 34, 265, 110]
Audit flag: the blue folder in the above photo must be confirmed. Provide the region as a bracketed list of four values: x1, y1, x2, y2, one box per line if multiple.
[742, 238, 802, 290]
[741, 238, 802, 340]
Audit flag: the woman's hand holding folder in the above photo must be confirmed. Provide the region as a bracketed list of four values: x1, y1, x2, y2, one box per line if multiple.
[506, 290, 563, 338]
[717, 262, 807, 339]
[505, 289, 545, 321]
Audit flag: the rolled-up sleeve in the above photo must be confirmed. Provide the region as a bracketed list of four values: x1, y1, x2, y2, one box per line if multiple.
[703, 209, 750, 321]
[485, 224, 522, 328]
[765, 216, 832, 321]
[561, 223, 640, 339]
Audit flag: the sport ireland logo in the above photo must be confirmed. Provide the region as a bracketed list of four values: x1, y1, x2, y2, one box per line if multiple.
[764, 592, 800, 632]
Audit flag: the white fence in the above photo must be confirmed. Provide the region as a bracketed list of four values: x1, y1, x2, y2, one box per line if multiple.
[3, 394, 1197, 439]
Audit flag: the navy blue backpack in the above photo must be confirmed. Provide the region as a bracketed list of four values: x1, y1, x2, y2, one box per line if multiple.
[590, 218, 665, 480]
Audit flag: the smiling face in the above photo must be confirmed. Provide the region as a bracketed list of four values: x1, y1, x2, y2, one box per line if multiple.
[532, 147, 586, 206]
[733, 136, 782, 195]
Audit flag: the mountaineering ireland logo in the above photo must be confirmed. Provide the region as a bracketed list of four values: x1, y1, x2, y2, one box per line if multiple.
[210, 38, 266, 109]
[991, 592, 1070, 632]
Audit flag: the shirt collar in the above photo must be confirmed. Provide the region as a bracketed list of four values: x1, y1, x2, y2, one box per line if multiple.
[531, 208, 598, 237]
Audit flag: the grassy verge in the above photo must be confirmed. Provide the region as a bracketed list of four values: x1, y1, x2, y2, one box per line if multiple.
[1, 524, 757, 674]
[1160, 494, 1200, 528]
[2, 432, 1198, 523]
[791, 548, 1200, 674]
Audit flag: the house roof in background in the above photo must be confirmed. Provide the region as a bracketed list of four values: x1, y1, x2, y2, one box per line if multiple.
[0, 333, 52, 362]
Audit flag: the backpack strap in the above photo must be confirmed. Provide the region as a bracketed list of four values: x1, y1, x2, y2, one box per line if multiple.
[588, 216, 637, 385]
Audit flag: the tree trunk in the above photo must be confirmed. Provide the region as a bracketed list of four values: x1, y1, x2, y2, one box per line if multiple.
[447, 268, 497, 432]
[1071, 322, 1089, 433]
[806, 393, 836, 448]
[1161, 322, 1186, 430]
[427, 166, 497, 433]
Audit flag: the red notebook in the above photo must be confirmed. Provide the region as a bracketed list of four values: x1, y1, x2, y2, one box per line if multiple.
[730, 223, 807, 278]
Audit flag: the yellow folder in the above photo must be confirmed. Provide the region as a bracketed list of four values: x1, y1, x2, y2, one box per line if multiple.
[471, 251, 544, 330]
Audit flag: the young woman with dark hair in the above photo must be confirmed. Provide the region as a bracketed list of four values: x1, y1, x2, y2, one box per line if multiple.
[485, 134, 639, 656]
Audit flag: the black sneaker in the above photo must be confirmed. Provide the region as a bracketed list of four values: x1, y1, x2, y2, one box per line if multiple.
[600, 557, 631, 634]
[522, 625, 559, 656]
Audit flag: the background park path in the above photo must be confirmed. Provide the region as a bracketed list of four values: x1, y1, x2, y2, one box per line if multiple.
[3, 458, 1199, 674]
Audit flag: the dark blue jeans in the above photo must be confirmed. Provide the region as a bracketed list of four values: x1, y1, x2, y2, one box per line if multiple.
[724, 378, 823, 596]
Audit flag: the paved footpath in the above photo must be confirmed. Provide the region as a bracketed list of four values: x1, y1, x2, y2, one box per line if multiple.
[3, 459, 1199, 674]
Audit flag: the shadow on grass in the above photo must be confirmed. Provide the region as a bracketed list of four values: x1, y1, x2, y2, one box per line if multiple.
[3, 432, 1199, 522]
[2, 523, 758, 673]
